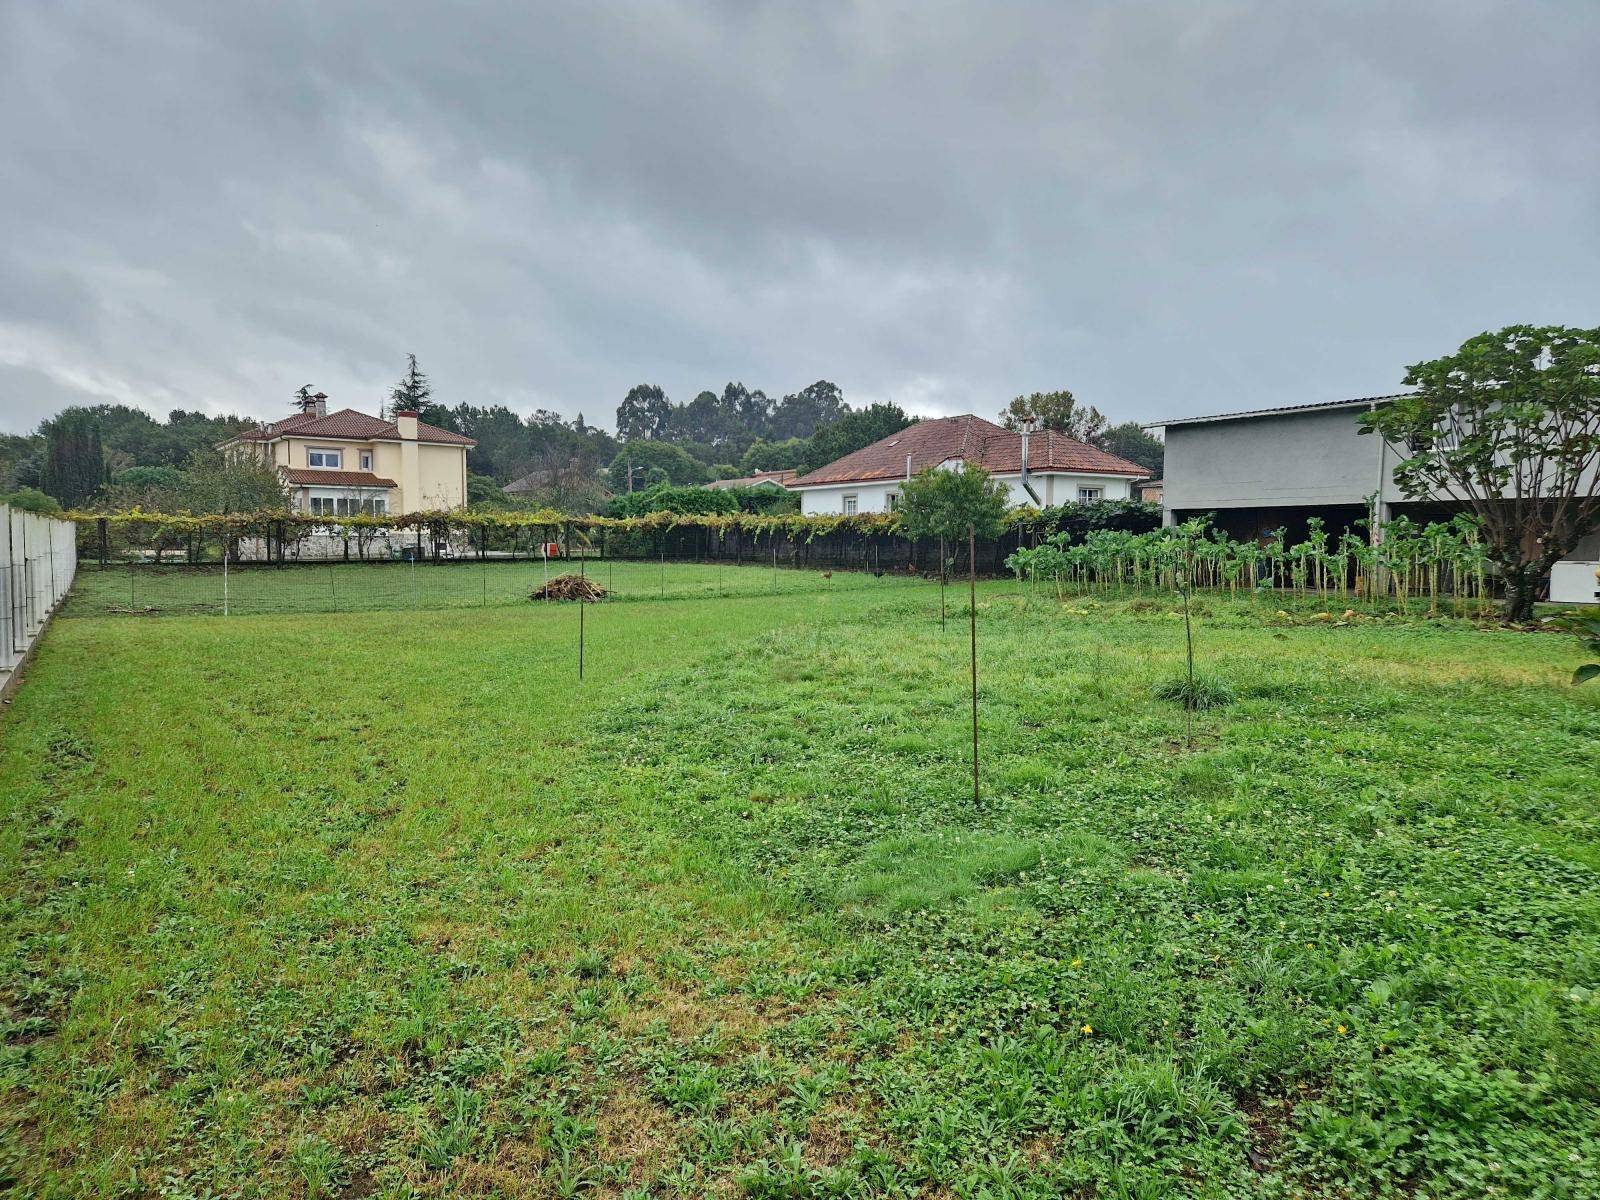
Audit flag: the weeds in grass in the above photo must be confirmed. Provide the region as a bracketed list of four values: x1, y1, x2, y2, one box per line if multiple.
[1153, 672, 1237, 711]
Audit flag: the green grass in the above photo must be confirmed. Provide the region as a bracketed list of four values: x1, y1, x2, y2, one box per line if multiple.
[4, 574, 1599, 1198]
[60, 558, 916, 618]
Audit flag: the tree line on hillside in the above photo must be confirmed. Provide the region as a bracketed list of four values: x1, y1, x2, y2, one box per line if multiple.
[1, 352, 1164, 521]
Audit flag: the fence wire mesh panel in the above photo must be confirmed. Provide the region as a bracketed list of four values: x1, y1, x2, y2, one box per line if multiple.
[58, 558, 930, 618]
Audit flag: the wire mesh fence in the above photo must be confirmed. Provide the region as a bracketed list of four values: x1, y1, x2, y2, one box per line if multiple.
[59, 556, 925, 618]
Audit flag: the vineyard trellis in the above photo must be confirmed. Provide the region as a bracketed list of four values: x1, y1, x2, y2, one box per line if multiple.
[1004, 513, 1498, 613]
[60, 502, 1517, 615]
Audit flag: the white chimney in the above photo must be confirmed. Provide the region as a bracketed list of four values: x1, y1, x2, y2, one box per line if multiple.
[395, 409, 419, 440]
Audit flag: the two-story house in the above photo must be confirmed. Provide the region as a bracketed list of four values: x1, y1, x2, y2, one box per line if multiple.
[221, 393, 475, 516]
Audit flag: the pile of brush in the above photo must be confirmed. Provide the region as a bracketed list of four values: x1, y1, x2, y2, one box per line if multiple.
[530, 573, 607, 602]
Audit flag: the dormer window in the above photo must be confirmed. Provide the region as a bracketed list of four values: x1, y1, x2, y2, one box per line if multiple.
[307, 448, 342, 468]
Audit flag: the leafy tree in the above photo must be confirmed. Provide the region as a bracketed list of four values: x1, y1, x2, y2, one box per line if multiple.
[608, 483, 740, 518]
[739, 438, 808, 473]
[113, 465, 186, 492]
[1096, 421, 1164, 474]
[800, 403, 912, 473]
[608, 441, 705, 491]
[177, 449, 289, 514]
[0, 432, 44, 491]
[467, 474, 510, 508]
[1, 487, 62, 514]
[1000, 390, 1106, 442]
[101, 465, 187, 511]
[897, 464, 1011, 546]
[769, 381, 847, 440]
[40, 408, 106, 507]
[616, 384, 673, 441]
[1359, 325, 1600, 622]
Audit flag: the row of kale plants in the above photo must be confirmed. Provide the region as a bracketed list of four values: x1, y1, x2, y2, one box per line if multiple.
[1005, 513, 1495, 611]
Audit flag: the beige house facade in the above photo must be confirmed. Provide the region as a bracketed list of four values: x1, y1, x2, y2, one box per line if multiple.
[222, 395, 474, 516]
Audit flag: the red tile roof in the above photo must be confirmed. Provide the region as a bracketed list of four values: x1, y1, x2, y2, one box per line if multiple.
[234, 407, 475, 446]
[706, 469, 797, 490]
[282, 468, 398, 487]
[790, 415, 1147, 487]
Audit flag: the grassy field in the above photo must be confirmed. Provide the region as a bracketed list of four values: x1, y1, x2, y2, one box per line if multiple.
[4, 570, 1598, 1198]
[60, 560, 916, 619]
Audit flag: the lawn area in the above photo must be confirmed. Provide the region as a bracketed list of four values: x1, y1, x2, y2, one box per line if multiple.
[3, 572, 1598, 1198]
[60, 559, 914, 618]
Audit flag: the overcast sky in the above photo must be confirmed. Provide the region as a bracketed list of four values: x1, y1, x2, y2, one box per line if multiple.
[1, 1, 1596, 436]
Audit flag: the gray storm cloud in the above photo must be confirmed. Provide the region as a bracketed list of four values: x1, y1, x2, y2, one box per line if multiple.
[1, 0, 1595, 432]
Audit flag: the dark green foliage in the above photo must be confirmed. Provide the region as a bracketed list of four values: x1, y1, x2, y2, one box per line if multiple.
[608, 483, 739, 518]
[738, 437, 809, 473]
[1043, 498, 1162, 538]
[1096, 420, 1165, 474]
[174, 450, 288, 514]
[798, 403, 913, 473]
[998, 388, 1105, 439]
[39, 408, 106, 507]
[467, 474, 510, 507]
[1359, 324, 1600, 622]
[388, 352, 443, 426]
[897, 464, 1010, 542]
[0, 486, 62, 514]
[616, 383, 674, 441]
[608, 442, 707, 491]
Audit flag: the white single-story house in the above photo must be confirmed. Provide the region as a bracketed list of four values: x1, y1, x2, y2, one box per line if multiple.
[788, 415, 1148, 515]
[1147, 395, 1600, 605]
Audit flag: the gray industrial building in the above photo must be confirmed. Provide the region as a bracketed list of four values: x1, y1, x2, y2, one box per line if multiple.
[1148, 396, 1600, 604]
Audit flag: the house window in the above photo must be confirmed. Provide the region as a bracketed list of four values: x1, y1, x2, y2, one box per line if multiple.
[843, 494, 858, 516]
[359, 450, 373, 470]
[307, 448, 342, 468]
[1077, 486, 1103, 504]
[369, 497, 386, 515]
[887, 492, 900, 511]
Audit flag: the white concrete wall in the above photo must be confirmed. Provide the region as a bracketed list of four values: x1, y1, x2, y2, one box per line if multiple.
[797, 472, 1135, 515]
[0, 506, 78, 696]
[1551, 561, 1599, 605]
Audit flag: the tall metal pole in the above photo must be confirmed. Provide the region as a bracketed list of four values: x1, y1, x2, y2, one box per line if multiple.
[579, 539, 586, 681]
[939, 536, 947, 631]
[968, 524, 979, 805]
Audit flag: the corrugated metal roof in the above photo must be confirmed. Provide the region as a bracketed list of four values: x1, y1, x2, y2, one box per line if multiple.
[1145, 394, 1410, 430]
